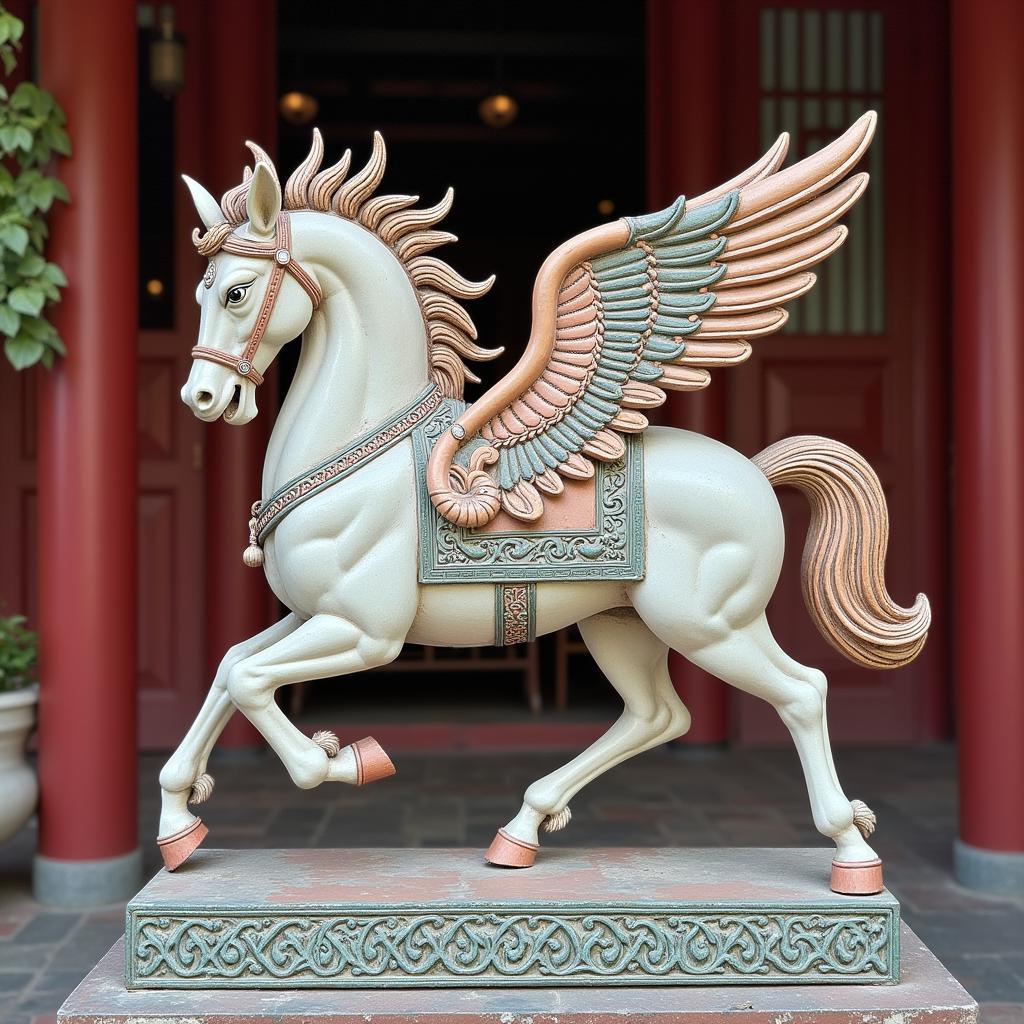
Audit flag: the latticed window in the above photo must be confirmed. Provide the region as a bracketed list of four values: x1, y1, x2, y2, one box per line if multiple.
[760, 8, 884, 334]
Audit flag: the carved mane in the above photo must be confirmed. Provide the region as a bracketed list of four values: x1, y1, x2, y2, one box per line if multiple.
[192, 130, 500, 399]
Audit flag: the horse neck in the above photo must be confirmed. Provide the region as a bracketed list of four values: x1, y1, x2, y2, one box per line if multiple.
[262, 216, 431, 493]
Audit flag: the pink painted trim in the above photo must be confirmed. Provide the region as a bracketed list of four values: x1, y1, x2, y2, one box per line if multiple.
[830, 858, 884, 895]
[157, 817, 208, 872]
[351, 736, 396, 785]
[485, 828, 539, 868]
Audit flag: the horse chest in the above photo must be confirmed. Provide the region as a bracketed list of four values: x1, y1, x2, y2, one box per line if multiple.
[263, 445, 419, 619]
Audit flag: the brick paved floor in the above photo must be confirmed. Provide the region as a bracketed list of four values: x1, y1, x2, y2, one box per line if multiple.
[1, 744, 1022, 1023]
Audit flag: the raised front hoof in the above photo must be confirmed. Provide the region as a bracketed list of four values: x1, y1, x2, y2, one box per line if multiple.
[485, 828, 539, 868]
[831, 857, 884, 895]
[158, 817, 208, 872]
[351, 736, 396, 785]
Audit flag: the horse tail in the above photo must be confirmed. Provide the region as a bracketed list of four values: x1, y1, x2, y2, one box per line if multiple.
[752, 435, 930, 669]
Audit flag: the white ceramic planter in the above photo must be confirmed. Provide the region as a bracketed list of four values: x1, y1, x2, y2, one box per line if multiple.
[0, 684, 38, 843]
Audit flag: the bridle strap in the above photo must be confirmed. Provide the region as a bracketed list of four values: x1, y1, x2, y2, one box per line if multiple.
[190, 212, 322, 386]
[190, 346, 265, 386]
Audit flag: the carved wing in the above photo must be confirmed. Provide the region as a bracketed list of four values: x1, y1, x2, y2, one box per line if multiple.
[427, 112, 876, 527]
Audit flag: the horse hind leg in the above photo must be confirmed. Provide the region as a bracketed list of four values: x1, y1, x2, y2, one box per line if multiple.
[487, 609, 690, 867]
[679, 614, 882, 893]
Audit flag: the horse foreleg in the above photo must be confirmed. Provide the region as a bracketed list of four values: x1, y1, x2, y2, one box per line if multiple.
[224, 613, 401, 790]
[158, 614, 302, 841]
[488, 610, 690, 867]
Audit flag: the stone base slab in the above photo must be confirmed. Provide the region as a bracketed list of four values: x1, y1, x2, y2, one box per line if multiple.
[60, 925, 976, 1024]
[34, 847, 142, 907]
[125, 848, 899, 989]
[954, 838, 1024, 894]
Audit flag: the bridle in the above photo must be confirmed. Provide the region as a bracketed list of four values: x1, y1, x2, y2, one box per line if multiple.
[191, 211, 323, 386]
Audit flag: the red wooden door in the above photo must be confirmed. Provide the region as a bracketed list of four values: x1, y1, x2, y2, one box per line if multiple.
[723, 1, 948, 741]
[0, 372, 39, 628]
[135, 0, 209, 747]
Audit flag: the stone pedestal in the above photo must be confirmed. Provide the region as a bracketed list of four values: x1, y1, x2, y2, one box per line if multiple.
[60, 929, 975, 1023]
[124, 848, 898, 989]
[55, 849, 976, 1023]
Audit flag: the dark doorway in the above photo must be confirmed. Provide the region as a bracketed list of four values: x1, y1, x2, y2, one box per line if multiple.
[275, 2, 647, 721]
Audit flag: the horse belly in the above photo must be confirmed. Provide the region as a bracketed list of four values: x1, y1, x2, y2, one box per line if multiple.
[409, 580, 626, 648]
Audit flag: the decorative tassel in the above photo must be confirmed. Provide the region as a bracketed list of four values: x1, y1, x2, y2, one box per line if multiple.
[243, 501, 264, 568]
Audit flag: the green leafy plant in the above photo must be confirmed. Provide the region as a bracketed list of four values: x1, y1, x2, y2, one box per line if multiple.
[0, 614, 37, 691]
[0, 4, 70, 370]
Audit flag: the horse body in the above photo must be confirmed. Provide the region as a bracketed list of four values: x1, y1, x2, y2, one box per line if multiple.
[159, 123, 927, 890]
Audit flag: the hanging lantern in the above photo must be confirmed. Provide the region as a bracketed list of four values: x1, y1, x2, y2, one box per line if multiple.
[149, 5, 185, 98]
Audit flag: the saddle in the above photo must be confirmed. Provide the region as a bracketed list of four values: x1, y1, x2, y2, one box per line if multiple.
[414, 398, 645, 587]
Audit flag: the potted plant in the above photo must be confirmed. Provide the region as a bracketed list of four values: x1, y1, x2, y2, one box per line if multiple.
[0, 613, 38, 842]
[0, 7, 69, 843]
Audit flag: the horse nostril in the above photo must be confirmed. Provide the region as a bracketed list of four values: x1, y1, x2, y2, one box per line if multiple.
[194, 389, 215, 409]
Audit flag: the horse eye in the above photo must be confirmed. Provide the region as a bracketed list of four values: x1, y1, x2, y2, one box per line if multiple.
[226, 285, 247, 305]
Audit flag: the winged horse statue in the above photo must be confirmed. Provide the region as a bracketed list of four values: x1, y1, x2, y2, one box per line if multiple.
[159, 111, 929, 895]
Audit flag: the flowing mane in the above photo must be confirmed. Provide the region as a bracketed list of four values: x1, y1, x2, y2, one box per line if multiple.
[192, 130, 501, 399]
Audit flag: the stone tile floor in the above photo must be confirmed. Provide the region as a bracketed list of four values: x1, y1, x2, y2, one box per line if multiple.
[0, 743, 1022, 1023]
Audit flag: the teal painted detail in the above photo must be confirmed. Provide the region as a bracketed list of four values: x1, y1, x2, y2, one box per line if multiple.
[415, 400, 645, 584]
[632, 360, 664, 382]
[624, 195, 686, 243]
[494, 583, 537, 646]
[126, 903, 898, 988]
[626, 191, 738, 247]
[499, 190, 739, 478]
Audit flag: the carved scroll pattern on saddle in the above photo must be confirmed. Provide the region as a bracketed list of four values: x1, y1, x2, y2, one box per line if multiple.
[427, 113, 878, 529]
[414, 399, 644, 584]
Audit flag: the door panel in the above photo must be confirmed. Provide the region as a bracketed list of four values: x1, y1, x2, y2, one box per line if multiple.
[135, 0, 207, 747]
[724, 0, 948, 742]
[0, 370, 39, 627]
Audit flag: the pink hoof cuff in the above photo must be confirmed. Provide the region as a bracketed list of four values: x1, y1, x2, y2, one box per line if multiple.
[485, 828, 539, 868]
[157, 817, 208, 872]
[352, 736, 396, 786]
[831, 857, 884, 895]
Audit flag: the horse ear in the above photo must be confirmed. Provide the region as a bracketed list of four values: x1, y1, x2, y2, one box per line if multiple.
[247, 162, 281, 236]
[182, 175, 223, 230]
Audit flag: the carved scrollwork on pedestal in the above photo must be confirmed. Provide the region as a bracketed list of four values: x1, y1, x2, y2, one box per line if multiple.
[129, 908, 896, 987]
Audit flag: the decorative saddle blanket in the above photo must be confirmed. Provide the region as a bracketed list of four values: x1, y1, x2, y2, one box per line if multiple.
[414, 398, 645, 585]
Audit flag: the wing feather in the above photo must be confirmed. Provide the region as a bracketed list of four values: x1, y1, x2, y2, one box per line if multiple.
[723, 174, 867, 258]
[677, 340, 752, 365]
[718, 226, 847, 286]
[427, 113, 877, 527]
[695, 310, 788, 338]
[710, 273, 816, 313]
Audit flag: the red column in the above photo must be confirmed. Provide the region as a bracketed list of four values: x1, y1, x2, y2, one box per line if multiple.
[200, 0, 278, 748]
[34, 0, 140, 904]
[647, 0, 730, 745]
[952, 0, 1024, 891]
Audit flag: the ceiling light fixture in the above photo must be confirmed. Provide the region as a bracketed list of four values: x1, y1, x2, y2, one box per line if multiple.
[479, 92, 519, 129]
[279, 91, 319, 126]
[149, 4, 185, 98]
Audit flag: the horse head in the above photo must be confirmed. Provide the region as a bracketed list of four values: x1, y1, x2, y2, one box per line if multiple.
[181, 160, 318, 425]
[179, 131, 500, 429]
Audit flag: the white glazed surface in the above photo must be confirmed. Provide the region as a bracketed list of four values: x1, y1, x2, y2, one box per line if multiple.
[160, 162, 881, 870]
